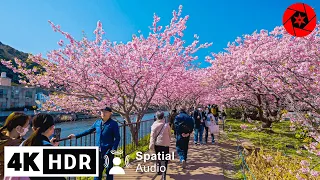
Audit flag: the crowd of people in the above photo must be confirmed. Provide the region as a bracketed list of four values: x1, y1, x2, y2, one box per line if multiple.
[0, 105, 226, 180]
[0, 107, 119, 180]
[0, 112, 65, 180]
[149, 104, 226, 179]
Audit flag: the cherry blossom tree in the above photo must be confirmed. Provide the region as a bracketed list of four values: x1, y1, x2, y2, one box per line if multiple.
[1, 5, 211, 145]
[207, 25, 320, 128]
[152, 67, 187, 111]
[152, 67, 212, 112]
[206, 24, 320, 159]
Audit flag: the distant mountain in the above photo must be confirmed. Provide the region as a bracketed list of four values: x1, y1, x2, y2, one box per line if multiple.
[0, 41, 39, 84]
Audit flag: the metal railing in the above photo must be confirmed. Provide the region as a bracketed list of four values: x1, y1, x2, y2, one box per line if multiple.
[235, 135, 256, 180]
[59, 118, 156, 151]
[58, 117, 163, 180]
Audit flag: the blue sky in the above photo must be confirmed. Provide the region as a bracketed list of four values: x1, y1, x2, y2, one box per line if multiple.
[0, 0, 319, 68]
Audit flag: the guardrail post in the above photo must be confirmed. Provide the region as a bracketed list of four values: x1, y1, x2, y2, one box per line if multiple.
[123, 121, 126, 161]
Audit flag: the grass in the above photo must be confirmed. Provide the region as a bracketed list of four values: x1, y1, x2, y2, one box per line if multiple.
[221, 119, 320, 179]
[226, 119, 309, 155]
[119, 134, 150, 167]
[76, 134, 151, 180]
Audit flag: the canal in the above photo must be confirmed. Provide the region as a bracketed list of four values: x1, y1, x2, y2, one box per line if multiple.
[23, 111, 169, 146]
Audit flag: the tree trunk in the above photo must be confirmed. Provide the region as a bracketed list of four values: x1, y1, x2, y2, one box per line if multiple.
[241, 113, 246, 122]
[123, 115, 141, 147]
[261, 119, 272, 128]
[128, 122, 140, 147]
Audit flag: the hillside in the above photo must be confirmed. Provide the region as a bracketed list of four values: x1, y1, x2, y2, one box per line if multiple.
[0, 41, 38, 84]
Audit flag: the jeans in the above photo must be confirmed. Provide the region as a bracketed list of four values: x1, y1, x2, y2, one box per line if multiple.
[204, 126, 215, 143]
[176, 134, 190, 162]
[155, 145, 169, 178]
[194, 125, 204, 143]
[95, 151, 114, 180]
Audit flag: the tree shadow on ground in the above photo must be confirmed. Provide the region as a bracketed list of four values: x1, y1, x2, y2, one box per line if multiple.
[164, 136, 225, 180]
[119, 135, 229, 180]
[216, 137, 242, 180]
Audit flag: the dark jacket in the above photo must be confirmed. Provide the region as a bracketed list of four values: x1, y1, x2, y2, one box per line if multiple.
[28, 135, 66, 180]
[76, 118, 120, 154]
[31, 134, 53, 146]
[193, 110, 203, 129]
[201, 111, 207, 126]
[174, 111, 194, 135]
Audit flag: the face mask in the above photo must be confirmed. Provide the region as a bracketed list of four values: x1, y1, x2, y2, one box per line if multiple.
[205, 110, 209, 113]
[18, 127, 29, 136]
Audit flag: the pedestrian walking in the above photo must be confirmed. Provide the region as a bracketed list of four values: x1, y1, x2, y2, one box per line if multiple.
[0, 112, 30, 180]
[211, 105, 219, 124]
[192, 107, 204, 145]
[204, 111, 216, 144]
[221, 109, 227, 130]
[149, 111, 171, 179]
[174, 106, 194, 169]
[169, 109, 178, 134]
[68, 107, 120, 180]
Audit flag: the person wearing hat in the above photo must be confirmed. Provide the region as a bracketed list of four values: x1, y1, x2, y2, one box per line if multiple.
[68, 107, 120, 180]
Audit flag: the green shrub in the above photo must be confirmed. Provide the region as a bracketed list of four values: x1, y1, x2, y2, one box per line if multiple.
[226, 108, 243, 119]
[244, 149, 319, 180]
[225, 119, 320, 179]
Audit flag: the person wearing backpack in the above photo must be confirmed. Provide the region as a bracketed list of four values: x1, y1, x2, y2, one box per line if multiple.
[174, 106, 194, 169]
[0, 112, 30, 179]
[149, 111, 171, 179]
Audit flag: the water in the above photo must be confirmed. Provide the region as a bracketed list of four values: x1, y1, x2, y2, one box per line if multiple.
[23, 111, 169, 145]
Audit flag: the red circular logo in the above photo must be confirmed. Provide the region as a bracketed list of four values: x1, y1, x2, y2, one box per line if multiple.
[283, 3, 317, 37]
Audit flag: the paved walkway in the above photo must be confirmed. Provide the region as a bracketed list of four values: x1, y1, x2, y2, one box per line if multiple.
[114, 135, 225, 180]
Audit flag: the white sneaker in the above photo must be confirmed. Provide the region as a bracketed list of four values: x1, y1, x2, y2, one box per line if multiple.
[182, 160, 186, 169]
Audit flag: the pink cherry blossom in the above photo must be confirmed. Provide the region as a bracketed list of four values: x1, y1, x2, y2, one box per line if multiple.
[240, 124, 248, 130]
[0, 6, 212, 145]
[310, 170, 320, 177]
[300, 167, 310, 174]
[300, 160, 310, 167]
[296, 174, 306, 180]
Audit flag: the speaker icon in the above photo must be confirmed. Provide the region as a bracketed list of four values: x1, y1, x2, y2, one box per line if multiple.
[103, 150, 131, 175]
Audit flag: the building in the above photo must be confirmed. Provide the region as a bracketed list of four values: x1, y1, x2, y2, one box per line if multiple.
[0, 72, 37, 110]
[0, 72, 11, 86]
[35, 90, 50, 109]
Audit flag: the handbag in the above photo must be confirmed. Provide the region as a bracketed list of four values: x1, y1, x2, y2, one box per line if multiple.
[209, 124, 220, 135]
[154, 123, 166, 147]
[205, 119, 211, 127]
